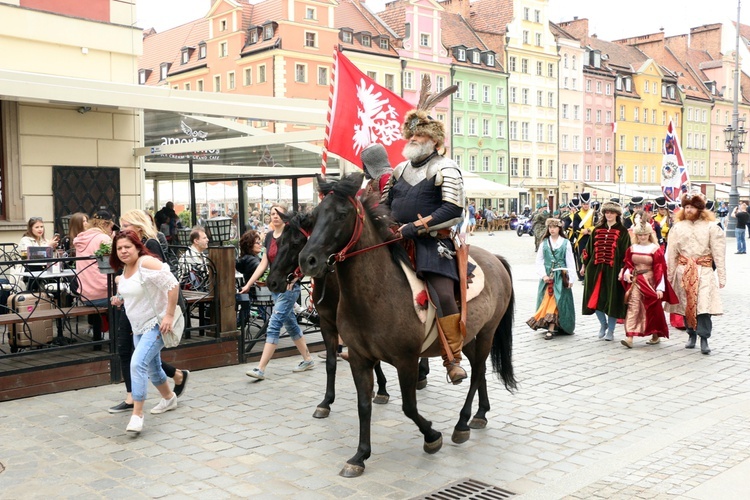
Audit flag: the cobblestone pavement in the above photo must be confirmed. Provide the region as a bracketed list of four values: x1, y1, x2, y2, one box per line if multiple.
[1, 229, 749, 499]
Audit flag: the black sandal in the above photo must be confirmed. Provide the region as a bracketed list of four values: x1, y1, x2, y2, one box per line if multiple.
[545, 331, 554, 340]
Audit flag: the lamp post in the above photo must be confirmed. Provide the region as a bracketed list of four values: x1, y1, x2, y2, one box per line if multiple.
[616, 166, 624, 200]
[205, 216, 233, 246]
[725, 0, 746, 237]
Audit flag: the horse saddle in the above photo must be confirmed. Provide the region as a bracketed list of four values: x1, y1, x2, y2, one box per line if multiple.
[398, 257, 486, 354]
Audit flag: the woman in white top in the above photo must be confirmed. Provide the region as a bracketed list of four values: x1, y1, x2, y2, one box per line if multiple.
[110, 230, 179, 434]
[18, 216, 59, 254]
[527, 218, 577, 339]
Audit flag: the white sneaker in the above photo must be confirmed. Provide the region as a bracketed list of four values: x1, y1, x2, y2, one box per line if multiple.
[150, 395, 177, 414]
[126, 414, 144, 433]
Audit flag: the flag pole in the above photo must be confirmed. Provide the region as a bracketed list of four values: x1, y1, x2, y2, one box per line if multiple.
[320, 48, 338, 176]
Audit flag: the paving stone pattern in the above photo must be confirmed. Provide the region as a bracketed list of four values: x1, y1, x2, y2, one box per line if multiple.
[0, 231, 748, 499]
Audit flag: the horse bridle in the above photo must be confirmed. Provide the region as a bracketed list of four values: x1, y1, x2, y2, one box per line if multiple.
[285, 222, 311, 285]
[325, 195, 401, 267]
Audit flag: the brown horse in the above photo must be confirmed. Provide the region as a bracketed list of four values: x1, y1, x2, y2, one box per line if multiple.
[299, 172, 516, 477]
[265, 210, 410, 418]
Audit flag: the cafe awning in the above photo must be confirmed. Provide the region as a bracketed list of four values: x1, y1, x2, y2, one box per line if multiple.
[463, 172, 526, 199]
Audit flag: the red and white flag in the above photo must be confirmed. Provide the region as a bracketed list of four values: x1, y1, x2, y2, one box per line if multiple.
[322, 49, 412, 172]
[661, 119, 690, 202]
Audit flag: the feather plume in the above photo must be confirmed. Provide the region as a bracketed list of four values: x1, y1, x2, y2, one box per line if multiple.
[421, 84, 458, 112]
[416, 75, 431, 111]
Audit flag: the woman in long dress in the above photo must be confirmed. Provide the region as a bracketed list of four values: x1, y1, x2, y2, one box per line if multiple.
[527, 218, 576, 339]
[619, 219, 678, 348]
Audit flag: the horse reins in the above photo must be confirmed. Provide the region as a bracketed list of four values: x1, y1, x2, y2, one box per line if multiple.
[285, 222, 311, 285]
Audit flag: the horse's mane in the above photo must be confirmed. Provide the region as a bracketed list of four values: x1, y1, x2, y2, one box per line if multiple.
[360, 193, 411, 268]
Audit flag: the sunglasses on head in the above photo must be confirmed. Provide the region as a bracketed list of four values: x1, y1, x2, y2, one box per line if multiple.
[29, 217, 43, 222]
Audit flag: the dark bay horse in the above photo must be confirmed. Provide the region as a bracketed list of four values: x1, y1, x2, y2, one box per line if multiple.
[299, 172, 516, 477]
[265, 210, 393, 418]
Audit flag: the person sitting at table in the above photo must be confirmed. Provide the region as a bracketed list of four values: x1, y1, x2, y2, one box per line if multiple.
[18, 216, 59, 255]
[236, 229, 263, 326]
[65, 212, 88, 254]
[178, 226, 209, 290]
[73, 210, 114, 344]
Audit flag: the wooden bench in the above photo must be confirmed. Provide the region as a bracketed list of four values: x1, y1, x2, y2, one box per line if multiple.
[0, 306, 102, 327]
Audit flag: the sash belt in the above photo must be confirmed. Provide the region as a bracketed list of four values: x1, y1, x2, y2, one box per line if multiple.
[678, 254, 713, 330]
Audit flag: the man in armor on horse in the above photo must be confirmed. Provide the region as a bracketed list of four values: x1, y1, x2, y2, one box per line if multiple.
[382, 85, 468, 384]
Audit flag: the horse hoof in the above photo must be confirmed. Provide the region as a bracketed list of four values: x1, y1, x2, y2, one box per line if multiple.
[469, 418, 487, 429]
[423, 434, 443, 454]
[452, 429, 471, 444]
[313, 407, 330, 419]
[417, 378, 428, 390]
[339, 463, 365, 478]
[373, 394, 390, 405]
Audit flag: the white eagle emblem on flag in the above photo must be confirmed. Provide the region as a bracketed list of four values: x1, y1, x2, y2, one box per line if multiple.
[352, 78, 403, 155]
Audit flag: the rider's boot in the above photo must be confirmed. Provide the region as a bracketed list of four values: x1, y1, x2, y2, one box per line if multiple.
[438, 314, 467, 385]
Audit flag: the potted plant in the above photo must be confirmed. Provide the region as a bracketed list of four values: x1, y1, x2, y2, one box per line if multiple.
[94, 242, 113, 273]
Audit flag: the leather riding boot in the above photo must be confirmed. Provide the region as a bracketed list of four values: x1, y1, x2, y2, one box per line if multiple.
[700, 337, 711, 355]
[438, 314, 467, 385]
[685, 333, 697, 349]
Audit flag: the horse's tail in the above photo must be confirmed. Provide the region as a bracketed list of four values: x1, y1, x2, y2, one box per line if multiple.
[491, 255, 517, 393]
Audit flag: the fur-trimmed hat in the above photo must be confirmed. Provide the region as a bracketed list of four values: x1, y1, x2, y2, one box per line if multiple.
[600, 200, 623, 215]
[545, 218, 564, 228]
[680, 192, 706, 210]
[579, 192, 591, 204]
[654, 196, 667, 208]
[360, 143, 392, 180]
[403, 110, 446, 149]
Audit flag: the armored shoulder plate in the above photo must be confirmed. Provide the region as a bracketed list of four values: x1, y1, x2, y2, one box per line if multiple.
[435, 158, 465, 208]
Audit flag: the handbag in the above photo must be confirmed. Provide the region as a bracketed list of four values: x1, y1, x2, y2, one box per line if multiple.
[139, 257, 186, 348]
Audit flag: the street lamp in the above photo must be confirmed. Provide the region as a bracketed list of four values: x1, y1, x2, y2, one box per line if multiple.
[724, 122, 747, 235]
[616, 165, 624, 199]
[725, 0, 745, 237]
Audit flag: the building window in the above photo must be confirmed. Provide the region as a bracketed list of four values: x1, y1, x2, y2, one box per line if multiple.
[249, 30, 258, 44]
[404, 71, 414, 90]
[258, 64, 266, 83]
[305, 32, 317, 48]
[199, 42, 206, 59]
[457, 48, 466, 61]
[361, 34, 371, 47]
[586, 109, 591, 122]
[219, 42, 228, 58]
[306, 7, 316, 19]
[537, 90, 543, 106]
[511, 158, 519, 176]
[538, 159, 545, 177]
[573, 105, 580, 120]
[379, 38, 389, 50]
[522, 88, 529, 105]
[453, 116, 462, 134]
[138, 69, 148, 85]
[342, 31, 352, 43]
[483, 118, 490, 136]
[455, 81, 463, 99]
[159, 62, 170, 81]
[572, 164, 579, 180]
[585, 137, 591, 151]
[548, 124, 554, 143]
[595, 165, 601, 181]
[454, 154, 462, 168]
[181, 49, 190, 64]
[605, 83, 611, 94]
[562, 135, 568, 150]
[487, 54, 495, 66]
[562, 104, 569, 119]
[524, 7, 530, 20]
[367, 70, 377, 80]
[509, 87, 516, 103]
[318, 66, 328, 85]
[573, 136, 579, 150]
[548, 92, 554, 107]
[220, 19, 227, 31]
[619, 135, 625, 150]
[384, 74, 395, 91]
[483, 156, 490, 172]
[468, 118, 477, 136]
[634, 136, 639, 151]
[197, 79, 204, 91]
[295, 64, 307, 83]
[596, 138, 601, 151]
[523, 30, 529, 44]
[420, 33, 430, 47]
[522, 158, 530, 177]
[498, 156, 505, 173]
[227, 71, 235, 90]
[596, 110, 601, 123]
[620, 105, 625, 120]
[521, 122, 529, 141]
[509, 121, 517, 140]
[469, 155, 476, 172]
[435, 75, 445, 92]
[469, 83, 477, 101]
[548, 160, 554, 178]
[606, 139, 611, 152]
[497, 120, 505, 138]
[508, 56, 516, 72]
[264, 25, 274, 39]
[535, 9, 541, 22]
[521, 58, 528, 73]
[244, 67, 252, 85]
[585, 165, 591, 181]
[213, 75, 221, 92]
[497, 87, 504, 105]
[483, 84, 490, 103]
[561, 163, 568, 180]
[606, 111, 612, 123]
[548, 63, 554, 77]
[536, 33, 542, 46]
[634, 107, 639, 122]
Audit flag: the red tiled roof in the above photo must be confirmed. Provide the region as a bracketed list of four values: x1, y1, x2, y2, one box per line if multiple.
[139, 19, 209, 86]
[247, 0, 282, 27]
[379, 0, 406, 38]
[441, 11, 500, 71]
[468, 0, 512, 35]
[587, 36, 647, 73]
[549, 21, 578, 42]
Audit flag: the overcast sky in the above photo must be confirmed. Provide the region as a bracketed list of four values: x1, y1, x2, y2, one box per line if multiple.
[136, 0, 748, 42]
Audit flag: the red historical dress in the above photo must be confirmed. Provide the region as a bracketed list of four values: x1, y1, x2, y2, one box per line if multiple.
[621, 244, 678, 337]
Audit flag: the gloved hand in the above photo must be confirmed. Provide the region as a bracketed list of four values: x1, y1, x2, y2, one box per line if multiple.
[400, 223, 419, 239]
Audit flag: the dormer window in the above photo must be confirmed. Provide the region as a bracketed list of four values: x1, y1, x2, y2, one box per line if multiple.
[138, 69, 150, 85]
[181, 47, 192, 65]
[616, 75, 622, 91]
[624, 77, 632, 92]
[420, 33, 430, 47]
[198, 42, 207, 59]
[159, 62, 171, 81]
[264, 24, 274, 40]
[486, 53, 495, 66]
[249, 29, 258, 44]
[456, 48, 466, 61]
[342, 30, 353, 43]
[361, 34, 371, 47]
[379, 38, 389, 50]
[472, 51, 480, 64]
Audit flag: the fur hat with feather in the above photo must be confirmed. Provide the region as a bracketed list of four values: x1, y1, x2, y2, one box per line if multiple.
[402, 75, 458, 150]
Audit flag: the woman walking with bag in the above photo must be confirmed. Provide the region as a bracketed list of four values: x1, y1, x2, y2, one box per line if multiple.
[110, 230, 180, 434]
